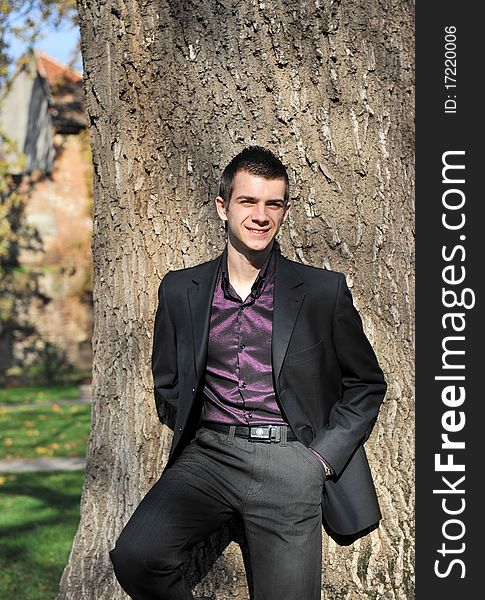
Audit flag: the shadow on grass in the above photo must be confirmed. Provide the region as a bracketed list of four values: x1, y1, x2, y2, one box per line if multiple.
[0, 471, 84, 600]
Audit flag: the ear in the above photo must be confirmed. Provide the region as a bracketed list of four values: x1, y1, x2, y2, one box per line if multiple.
[282, 202, 291, 223]
[215, 196, 228, 222]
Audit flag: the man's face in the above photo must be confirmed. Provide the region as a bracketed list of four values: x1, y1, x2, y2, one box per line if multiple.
[215, 170, 290, 256]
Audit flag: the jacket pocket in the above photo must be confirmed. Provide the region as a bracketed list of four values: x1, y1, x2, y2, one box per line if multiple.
[285, 340, 324, 366]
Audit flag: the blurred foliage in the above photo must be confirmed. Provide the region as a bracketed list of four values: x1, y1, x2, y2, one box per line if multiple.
[0, 156, 45, 379]
[1, 1, 91, 385]
[1, 1, 78, 85]
[1, 0, 80, 312]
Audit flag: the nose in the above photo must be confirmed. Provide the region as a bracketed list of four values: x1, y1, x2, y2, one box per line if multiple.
[252, 202, 269, 223]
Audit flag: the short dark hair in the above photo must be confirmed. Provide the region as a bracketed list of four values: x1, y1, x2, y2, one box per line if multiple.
[219, 146, 290, 204]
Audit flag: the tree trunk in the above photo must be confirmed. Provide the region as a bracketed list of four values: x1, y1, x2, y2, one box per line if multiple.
[59, 0, 414, 598]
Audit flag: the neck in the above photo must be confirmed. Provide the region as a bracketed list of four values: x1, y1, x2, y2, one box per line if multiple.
[226, 240, 273, 286]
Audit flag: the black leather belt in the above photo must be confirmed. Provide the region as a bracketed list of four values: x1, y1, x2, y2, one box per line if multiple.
[201, 422, 297, 443]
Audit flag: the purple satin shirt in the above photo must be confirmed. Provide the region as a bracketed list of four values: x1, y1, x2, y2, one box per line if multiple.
[201, 246, 287, 426]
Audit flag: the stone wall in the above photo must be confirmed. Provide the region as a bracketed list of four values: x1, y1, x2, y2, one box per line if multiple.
[16, 132, 93, 376]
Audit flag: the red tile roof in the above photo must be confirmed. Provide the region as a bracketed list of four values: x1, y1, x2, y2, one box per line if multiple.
[36, 52, 82, 87]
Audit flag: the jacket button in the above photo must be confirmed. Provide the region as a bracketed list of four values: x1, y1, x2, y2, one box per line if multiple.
[179, 427, 183, 432]
[192, 387, 195, 393]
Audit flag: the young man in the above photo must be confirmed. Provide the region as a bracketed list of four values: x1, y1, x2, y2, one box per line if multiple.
[110, 146, 387, 599]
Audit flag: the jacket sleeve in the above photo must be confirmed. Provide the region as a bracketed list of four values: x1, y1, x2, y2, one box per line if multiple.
[309, 274, 387, 476]
[151, 274, 179, 418]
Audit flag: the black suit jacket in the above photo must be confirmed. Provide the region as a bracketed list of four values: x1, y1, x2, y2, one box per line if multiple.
[152, 250, 387, 542]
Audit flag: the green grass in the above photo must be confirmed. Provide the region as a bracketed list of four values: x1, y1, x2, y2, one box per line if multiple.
[0, 403, 91, 460]
[0, 470, 85, 600]
[0, 384, 81, 407]
[0, 385, 90, 598]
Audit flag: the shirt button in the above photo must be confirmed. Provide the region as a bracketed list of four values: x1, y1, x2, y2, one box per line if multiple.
[240, 343, 245, 350]
[241, 382, 247, 388]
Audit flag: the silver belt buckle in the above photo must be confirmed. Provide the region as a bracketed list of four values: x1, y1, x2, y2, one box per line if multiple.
[249, 426, 281, 443]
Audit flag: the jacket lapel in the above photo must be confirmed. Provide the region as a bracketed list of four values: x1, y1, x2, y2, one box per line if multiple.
[187, 251, 304, 386]
[272, 254, 305, 381]
[187, 255, 222, 383]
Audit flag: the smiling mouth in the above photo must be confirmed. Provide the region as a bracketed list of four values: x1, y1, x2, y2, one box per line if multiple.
[246, 227, 270, 235]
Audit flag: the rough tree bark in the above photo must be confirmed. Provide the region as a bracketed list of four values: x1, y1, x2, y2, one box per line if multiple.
[59, 0, 414, 598]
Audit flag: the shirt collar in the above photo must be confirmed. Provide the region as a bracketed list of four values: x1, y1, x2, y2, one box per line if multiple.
[220, 242, 278, 301]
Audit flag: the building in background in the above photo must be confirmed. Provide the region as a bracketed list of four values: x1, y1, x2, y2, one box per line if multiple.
[0, 51, 93, 382]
